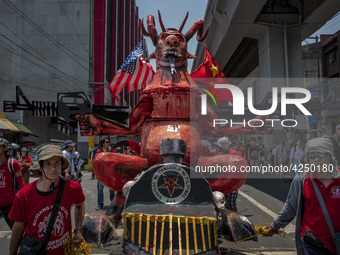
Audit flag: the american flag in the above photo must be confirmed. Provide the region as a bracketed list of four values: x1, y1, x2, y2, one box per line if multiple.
[109, 41, 155, 102]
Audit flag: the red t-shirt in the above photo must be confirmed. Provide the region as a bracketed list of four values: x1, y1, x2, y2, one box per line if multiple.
[217, 149, 239, 156]
[0, 158, 21, 206]
[9, 179, 85, 255]
[300, 175, 340, 254]
[99, 148, 114, 153]
[20, 155, 33, 172]
[235, 147, 246, 158]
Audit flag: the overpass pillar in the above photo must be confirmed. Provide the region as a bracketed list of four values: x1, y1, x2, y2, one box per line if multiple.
[257, 24, 303, 101]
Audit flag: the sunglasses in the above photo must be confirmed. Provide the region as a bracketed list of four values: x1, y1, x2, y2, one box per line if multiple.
[308, 152, 328, 159]
[105, 141, 110, 144]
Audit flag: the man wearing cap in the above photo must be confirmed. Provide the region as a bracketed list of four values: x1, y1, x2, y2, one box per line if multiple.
[62, 140, 76, 180]
[0, 138, 25, 230]
[9, 144, 85, 255]
[19, 147, 33, 185]
[331, 124, 340, 164]
[266, 137, 340, 254]
[248, 138, 260, 167]
[276, 139, 290, 183]
[216, 137, 239, 212]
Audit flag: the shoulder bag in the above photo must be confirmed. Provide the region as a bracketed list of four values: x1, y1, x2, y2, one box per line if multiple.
[18, 177, 66, 255]
[310, 172, 340, 255]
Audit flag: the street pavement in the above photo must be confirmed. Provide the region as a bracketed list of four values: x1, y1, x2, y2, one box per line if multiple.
[0, 171, 297, 254]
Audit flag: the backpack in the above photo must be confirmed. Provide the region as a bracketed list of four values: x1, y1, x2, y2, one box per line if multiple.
[7, 158, 15, 191]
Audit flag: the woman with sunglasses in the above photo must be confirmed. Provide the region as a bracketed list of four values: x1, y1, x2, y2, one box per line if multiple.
[266, 137, 340, 255]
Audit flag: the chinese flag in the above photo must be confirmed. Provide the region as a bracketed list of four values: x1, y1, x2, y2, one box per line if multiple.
[190, 45, 233, 103]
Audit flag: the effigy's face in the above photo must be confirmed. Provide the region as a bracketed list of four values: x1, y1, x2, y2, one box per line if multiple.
[156, 29, 188, 71]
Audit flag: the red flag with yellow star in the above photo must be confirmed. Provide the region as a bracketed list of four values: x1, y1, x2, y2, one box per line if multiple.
[190, 45, 233, 103]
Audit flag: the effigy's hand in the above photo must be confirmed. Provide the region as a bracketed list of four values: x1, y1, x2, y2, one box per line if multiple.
[74, 114, 103, 136]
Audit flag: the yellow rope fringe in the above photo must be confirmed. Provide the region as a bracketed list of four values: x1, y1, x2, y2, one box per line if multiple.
[63, 223, 286, 253]
[63, 236, 116, 255]
[227, 223, 286, 246]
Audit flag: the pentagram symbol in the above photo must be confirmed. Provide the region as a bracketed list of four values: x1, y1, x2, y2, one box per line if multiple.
[151, 165, 191, 204]
[158, 173, 184, 197]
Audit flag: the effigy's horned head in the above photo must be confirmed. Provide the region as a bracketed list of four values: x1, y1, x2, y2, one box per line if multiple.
[141, 11, 209, 74]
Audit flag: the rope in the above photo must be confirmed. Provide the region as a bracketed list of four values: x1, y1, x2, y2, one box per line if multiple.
[63, 236, 116, 255]
[227, 223, 286, 246]
[63, 223, 286, 253]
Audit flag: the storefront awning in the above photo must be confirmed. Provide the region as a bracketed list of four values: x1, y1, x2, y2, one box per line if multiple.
[0, 118, 38, 137]
[11, 121, 38, 137]
[0, 118, 20, 132]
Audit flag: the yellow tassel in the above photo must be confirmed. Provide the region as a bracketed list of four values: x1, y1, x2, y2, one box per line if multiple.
[169, 215, 173, 255]
[185, 217, 190, 255]
[207, 219, 211, 250]
[160, 216, 165, 255]
[200, 218, 206, 251]
[131, 215, 135, 244]
[146, 215, 150, 252]
[153, 216, 158, 255]
[192, 217, 198, 254]
[138, 214, 143, 248]
[178, 217, 182, 255]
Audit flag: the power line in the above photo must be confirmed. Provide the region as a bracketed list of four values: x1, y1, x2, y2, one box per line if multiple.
[0, 32, 86, 87]
[0, 44, 82, 92]
[0, 73, 62, 92]
[0, 20, 86, 85]
[57, 0, 90, 58]
[3, 0, 89, 71]
[0, 53, 64, 89]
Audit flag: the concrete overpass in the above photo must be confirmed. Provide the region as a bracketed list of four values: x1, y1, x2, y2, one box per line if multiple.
[192, 0, 340, 142]
[194, 0, 340, 84]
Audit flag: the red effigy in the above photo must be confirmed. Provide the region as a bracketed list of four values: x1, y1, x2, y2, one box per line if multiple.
[78, 11, 270, 196]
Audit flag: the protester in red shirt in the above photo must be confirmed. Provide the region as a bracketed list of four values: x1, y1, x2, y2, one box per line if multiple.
[234, 142, 246, 159]
[0, 138, 25, 230]
[216, 137, 239, 156]
[19, 147, 33, 186]
[266, 137, 340, 255]
[9, 144, 85, 255]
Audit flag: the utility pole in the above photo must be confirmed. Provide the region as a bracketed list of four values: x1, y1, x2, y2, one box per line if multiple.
[308, 36, 324, 136]
[89, 0, 94, 105]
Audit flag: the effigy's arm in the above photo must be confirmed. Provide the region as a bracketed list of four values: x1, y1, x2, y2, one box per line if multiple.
[75, 95, 153, 136]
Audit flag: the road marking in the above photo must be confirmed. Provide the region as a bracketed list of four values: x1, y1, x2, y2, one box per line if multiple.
[0, 231, 12, 238]
[238, 190, 295, 234]
[231, 252, 296, 255]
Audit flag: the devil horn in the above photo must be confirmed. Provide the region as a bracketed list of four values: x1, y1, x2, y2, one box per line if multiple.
[140, 18, 149, 37]
[184, 19, 209, 42]
[158, 10, 166, 32]
[178, 12, 189, 33]
[145, 15, 158, 46]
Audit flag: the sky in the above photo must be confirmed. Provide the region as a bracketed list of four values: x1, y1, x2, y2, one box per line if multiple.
[135, 1, 340, 69]
[303, 11, 340, 45]
[135, 0, 208, 72]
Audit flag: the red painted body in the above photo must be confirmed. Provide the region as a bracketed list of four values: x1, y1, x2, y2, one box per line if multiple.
[79, 13, 253, 194]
